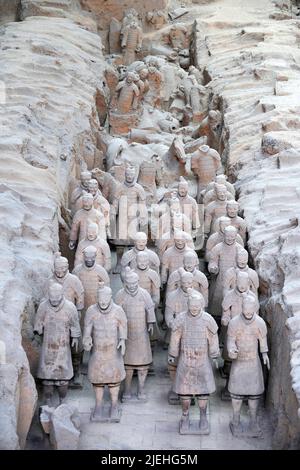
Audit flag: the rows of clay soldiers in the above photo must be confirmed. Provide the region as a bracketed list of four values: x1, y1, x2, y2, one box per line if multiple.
[34, 165, 270, 437]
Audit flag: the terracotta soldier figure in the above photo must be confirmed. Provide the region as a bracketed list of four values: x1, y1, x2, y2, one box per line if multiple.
[73, 245, 110, 321]
[121, 20, 143, 65]
[83, 284, 127, 422]
[145, 57, 163, 108]
[228, 295, 270, 437]
[137, 153, 164, 205]
[205, 216, 244, 262]
[69, 193, 107, 250]
[189, 144, 222, 202]
[177, 176, 201, 237]
[204, 174, 235, 199]
[120, 231, 160, 277]
[75, 223, 111, 272]
[34, 283, 81, 406]
[87, 179, 110, 230]
[157, 212, 194, 256]
[70, 170, 92, 214]
[49, 253, 84, 387]
[161, 230, 196, 286]
[223, 248, 259, 295]
[158, 196, 192, 241]
[134, 251, 160, 307]
[226, 200, 247, 243]
[167, 251, 208, 306]
[115, 268, 156, 402]
[115, 72, 140, 113]
[208, 226, 243, 318]
[168, 289, 220, 434]
[203, 181, 234, 206]
[204, 184, 229, 236]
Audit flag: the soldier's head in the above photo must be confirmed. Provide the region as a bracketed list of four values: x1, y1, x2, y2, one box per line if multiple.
[82, 192, 93, 211]
[178, 176, 189, 198]
[169, 195, 181, 213]
[215, 174, 227, 186]
[125, 165, 136, 183]
[187, 288, 205, 316]
[87, 223, 98, 241]
[227, 200, 239, 219]
[136, 251, 149, 271]
[218, 216, 231, 234]
[80, 171, 92, 189]
[124, 267, 139, 295]
[224, 226, 237, 246]
[180, 271, 194, 293]
[174, 230, 186, 250]
[88, 179, 99, 197]
[134, 232, 147, 251]
[126, 72, 136, 85]
[49, 282, 64, 307]
[97, 283, 112, 311]
[237, 249, 248, 269]
[54, 252, 69, 278]
[139, 68, 148, 80]
[242, 295, 258, 322]
[83, 245, 97, 268]
[215, 184, 227, 202]
[183, 251, 199, 272]
[236, 271, 250, 294]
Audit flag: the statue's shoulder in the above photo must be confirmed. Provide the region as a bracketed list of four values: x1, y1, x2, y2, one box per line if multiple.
[203, 311, 218, 334]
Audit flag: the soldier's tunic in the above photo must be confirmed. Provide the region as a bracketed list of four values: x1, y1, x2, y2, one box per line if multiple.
[178, 194, 201, 233]
[227, 314, 268, 397]
[34, 298, 81, 381]
[83, 302, 127, 385]
[133, 267, 161, 306]
[223, 266, 259, 296]
[190, 147, 221, 193]
[169, 311, 220, 395]
[122, 25, 142, 65]
[208, 241, 242, 317]
[72, 264, 110, 316]
[167, 268, 208, 306]
[161, 245, 196, 284]
[138, 159, 162, 204]
[47, 272, 84, 311]
[75, 236, 111, 272]
[115, 287, 156, 368]
[165, 288, 189, 328]
[204, 200, 228, 236]
[121, 247, 160, 274]
[70, 183, 86, 214]
[205, 230, 244, 262]
[70, 207, 106, 243]
[112, 181, 146, 244]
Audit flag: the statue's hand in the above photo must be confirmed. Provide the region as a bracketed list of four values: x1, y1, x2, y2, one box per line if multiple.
[69, 241, 76, 250]
[117, 339, 126, 356]
[221, 317, 229, 327]
[83, 336, 92, 351]
[209, 265, 218, 275]
[168, 355, 176, 365]
[213, 357, 221, 369]
[229, 348, 238, 360]
[262, 352, 270, 370]
[148, 324, 154, 336]
[71, 337, 79, 352]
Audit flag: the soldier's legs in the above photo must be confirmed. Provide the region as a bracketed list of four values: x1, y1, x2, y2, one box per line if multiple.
[57, 381, 69, 405]
[248, 397, 261, 435]
[197, 396, 209, 431]
[113, 246, 124, 274]
[93, 385, 105, 418]
[70, 338, 84, 388]
[231, 398, 243, 431]
[109, 384, 121, 419]
[180, 396, 191, 431]
[137, 367, 148, 400]
[123, 368, 134, 398]
[43, 384, 54, 407]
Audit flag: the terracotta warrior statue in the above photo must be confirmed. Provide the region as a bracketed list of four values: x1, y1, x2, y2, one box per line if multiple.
[87, 179, 110, 230]
[157, 212, 194, 256]
[205, 216, 244, 262]
[49, 253, 84, 387]
[73, 245, 110, 320]
[115, 72, 140, 113]
[167, 251, 208, 306]
[74, 223, 111, 272]
[137, 153, 164, 205]
[204, 184, 229, 237]
[157, 196, 192, 241]
[223, 248, 259, 296]
[204, 174, 235, 199]
[168, 289, 220, 434]
[121, 20, 143, 65]
[208, 226, 243, 318]
[120, 231, 160, 277]
[165, 271, 194, 330]
[69, 193, 107, 250]
[34, 283, 81, 406]
[203, 181, 234, 206]
[161, 230, 196, 286]
[115, 268, 156, 402]
[226, 200, 247, 243]
[189, 144, 222, 202]
[70, 170, 92, 215]
[145, 57, 163, 108]
[134, 251, 160, 307]
[83, 284, 127, 422]
[227, 294, 270, 437]
[177, 177, 201, 237]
